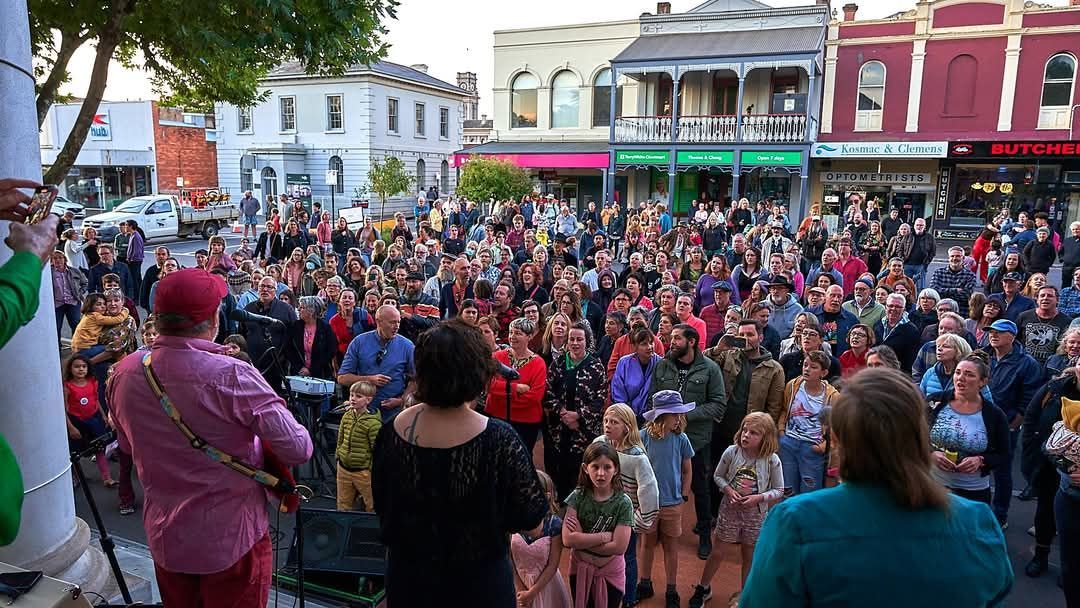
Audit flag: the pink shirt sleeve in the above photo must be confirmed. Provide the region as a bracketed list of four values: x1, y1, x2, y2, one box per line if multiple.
[222, 364, 313, 465]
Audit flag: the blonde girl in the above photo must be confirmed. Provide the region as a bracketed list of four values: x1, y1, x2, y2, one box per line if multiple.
[593, 404, 659, 606]
[690, 412, 784, 607]
[510, 470, 572, 608]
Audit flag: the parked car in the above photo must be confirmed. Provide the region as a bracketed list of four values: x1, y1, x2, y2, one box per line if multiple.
[51, 195, 85, 219]
[82, 195, 239, 241]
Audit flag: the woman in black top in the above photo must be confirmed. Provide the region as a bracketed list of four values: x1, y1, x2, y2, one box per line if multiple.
[372, 320, 547, 608]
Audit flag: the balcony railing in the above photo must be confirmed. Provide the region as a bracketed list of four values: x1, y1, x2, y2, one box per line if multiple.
[615, 116, 671, 143]
[740, 114, 807, 143]
[677, 115, 738, 143]
[614, 113, 808, 144]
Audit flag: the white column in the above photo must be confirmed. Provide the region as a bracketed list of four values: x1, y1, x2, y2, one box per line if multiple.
[0, 0, 111, 590]
[998, 34, 1022, 132]
[821, 46, 838, 134]
[906, 39, 927, 133]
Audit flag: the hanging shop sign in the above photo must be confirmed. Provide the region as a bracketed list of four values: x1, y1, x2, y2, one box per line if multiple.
[935, 166, 952, 221]
[812, 141, 948, 158]
[740, 151, 803, 166]
[676, 150, 734, 165]
[949, 141, 1080, 158]
[820, 172, 931, 185]
[615, 150, 670, 165]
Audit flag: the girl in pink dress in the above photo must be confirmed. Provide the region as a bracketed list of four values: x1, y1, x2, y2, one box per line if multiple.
[510, 470, 572, 608]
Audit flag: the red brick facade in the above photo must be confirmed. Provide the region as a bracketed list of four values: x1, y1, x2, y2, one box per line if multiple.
[152, 102, 218, 193]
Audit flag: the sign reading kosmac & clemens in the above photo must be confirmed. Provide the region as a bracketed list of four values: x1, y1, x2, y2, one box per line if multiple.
[811, 141, 948, 158]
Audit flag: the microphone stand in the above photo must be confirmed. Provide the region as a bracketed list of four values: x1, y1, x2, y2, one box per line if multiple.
[71, 433, 133, 605]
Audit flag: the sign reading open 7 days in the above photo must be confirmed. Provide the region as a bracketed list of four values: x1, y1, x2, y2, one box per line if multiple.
[739, 151, 803, 166]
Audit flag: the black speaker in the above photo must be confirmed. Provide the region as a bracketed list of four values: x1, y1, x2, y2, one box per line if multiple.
[286, 507, 386, 576]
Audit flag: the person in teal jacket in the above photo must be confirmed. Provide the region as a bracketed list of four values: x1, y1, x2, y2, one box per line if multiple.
[0, 177, 62, 545]
[742, 368, 1013, 608]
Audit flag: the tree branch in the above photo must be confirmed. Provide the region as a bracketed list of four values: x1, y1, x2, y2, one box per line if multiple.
[36, 29, 89, 128]
[43, 0, 137, 185]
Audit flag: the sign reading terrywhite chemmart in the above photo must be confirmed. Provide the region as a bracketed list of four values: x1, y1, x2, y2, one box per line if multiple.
[812, 141, 948, 158]
[615, 150, 669, 164]
[676, 151, 734, 165]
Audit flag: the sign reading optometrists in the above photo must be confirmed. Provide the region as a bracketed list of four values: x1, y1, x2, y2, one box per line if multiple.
[812, 141, 948, 158]
[820, 172, 932, 186]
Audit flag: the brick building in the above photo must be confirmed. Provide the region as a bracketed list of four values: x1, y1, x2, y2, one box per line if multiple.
[814, 0, 1080, 240]
[152, 105, 219, 193]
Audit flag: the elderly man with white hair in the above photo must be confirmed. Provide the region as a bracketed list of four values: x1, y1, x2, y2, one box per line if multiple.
[873, 292, 922, 373]
[1062, 221, 1080, 283]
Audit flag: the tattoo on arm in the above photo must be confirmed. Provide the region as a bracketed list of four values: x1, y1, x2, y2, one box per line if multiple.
[405, 409, 422, 445]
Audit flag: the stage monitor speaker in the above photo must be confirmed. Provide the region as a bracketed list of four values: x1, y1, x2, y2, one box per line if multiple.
[287, 507, 386, 576]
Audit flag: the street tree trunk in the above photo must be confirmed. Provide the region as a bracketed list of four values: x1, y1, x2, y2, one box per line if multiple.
[35, 29, 89, 128]
[42, 0, 136, 185]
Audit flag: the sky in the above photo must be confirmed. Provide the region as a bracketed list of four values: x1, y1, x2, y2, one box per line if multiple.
[56, 0, 1007, 116]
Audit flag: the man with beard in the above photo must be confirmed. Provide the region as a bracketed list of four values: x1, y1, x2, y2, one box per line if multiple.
[398, 271, 439, 342]
[490, 283, 519, 342]
[764, 275, 803, 338]
[140, 245, 170, 309]
[842, 277, 885, 328]
[1016, 285, 1070, 365]
[905, 217, 935, 289]
[244, 277, 297, 393]
[439, 258, 475, 321]
[931, 246, 977, 317]
[424, 256, 454, 302]
[649, 324, 726, 559]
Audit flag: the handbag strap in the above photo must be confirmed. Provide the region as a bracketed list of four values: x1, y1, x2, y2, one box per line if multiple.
[140, 353, 295, 495]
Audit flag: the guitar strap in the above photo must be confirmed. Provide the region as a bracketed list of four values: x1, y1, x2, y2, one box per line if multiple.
[140, 353, 296, 496]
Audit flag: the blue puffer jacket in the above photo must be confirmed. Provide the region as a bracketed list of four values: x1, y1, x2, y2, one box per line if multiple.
[984, 342, 1043, 421]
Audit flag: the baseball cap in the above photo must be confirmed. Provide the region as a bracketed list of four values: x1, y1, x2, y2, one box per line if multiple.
[988, 319, 1018, 335]
[153, 269, 227, 328]
[1002, 272, 1023, 282]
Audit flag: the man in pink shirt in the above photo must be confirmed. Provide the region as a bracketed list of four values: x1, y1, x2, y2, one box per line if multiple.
[108, 269, 312, 607]
[835, 238, 868, 297]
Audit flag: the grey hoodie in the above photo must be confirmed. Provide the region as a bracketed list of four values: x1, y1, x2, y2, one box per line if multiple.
[765, 293, 804, 338]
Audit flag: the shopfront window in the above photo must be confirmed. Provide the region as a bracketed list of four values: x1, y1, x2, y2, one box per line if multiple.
[952, 164, 1061, 226]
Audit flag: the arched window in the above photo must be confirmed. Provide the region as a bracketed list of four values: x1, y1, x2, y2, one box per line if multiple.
[855, 61, 885, 131]
[261, 166, 277, 198]
[592, 68, 624, 127]
[416, 158, 426, 191]
[944, 55, 977, 116]
[440, 160, 449, 193]
[328, 155, 344, 194]
[1039, 53, 1077, 129]
[511, 72, 538, 128]
[550, 70, 580, 129]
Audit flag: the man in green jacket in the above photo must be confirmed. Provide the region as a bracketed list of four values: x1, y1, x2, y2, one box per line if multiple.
[0, 177, 61, 545]
[649, 323, 726, 559]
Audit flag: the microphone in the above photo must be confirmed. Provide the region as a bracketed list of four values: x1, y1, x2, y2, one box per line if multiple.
[229, 307, 284, 326]
[495, 361, 520, 380]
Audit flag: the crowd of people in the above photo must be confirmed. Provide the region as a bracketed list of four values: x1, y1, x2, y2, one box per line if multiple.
[50, 188, 1080, 608]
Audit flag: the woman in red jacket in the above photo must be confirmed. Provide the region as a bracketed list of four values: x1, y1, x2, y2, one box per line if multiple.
[487, 317, 547, 451]
[971, 226, 997, 284]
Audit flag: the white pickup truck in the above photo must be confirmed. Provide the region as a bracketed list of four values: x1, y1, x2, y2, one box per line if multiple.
[82, 195, 240, 241]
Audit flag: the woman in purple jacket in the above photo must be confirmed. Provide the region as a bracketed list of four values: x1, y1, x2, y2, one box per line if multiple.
[610, 326, 662, 424]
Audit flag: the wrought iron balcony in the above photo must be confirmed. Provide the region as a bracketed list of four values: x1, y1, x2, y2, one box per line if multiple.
[614, 113, 808, 144]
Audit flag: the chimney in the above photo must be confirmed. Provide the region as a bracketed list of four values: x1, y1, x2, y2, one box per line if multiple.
[410, 63, 429, 74]
[657, 2, 671, 14]
[816, 0, 830, 8]
[842, 3, 858, 21]
[480, 114, 487, 122]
